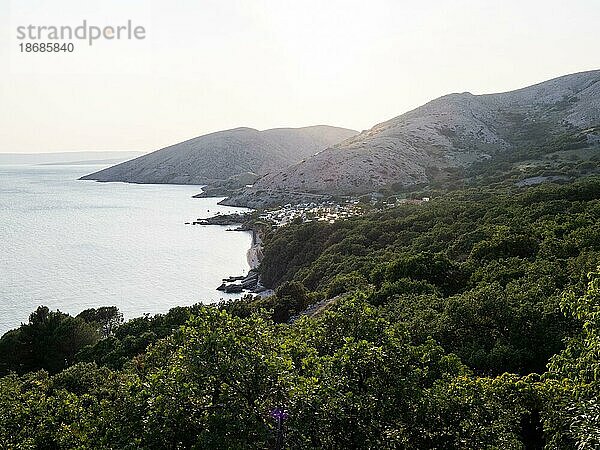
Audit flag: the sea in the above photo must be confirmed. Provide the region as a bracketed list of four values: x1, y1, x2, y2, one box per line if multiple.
[0, 164, 252, 335]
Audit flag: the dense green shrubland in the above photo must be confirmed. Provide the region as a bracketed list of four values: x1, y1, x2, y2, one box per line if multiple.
[1, 178, 599, 448]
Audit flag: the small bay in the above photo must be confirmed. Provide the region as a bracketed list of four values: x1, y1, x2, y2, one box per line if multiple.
[0, 164, 251, 335]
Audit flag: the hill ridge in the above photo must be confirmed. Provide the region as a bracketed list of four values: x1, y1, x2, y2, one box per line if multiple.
[80, 125, 358, 185]
[224, 70, 600, 206]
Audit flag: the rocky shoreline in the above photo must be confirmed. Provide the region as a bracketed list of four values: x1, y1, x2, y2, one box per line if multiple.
[189, 212, 272, 296]
[185, 212, 251, 227]
[217, 269, 266, 294]
[217, 228, 270, 295]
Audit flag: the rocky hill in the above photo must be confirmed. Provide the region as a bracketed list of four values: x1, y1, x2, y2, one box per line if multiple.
[80, 126, 357, 185]
[224, 70, 600, 207]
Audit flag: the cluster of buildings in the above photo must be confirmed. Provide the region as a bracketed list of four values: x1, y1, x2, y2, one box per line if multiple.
[255, 195, 431, 228]
[256, 201, 365, 227]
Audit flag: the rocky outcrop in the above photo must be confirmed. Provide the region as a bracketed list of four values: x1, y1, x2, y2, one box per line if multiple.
[217, 270, 265, 294]
[188, 213, 250, 226]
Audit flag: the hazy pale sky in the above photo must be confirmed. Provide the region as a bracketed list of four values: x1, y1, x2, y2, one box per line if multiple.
[1, 0, 599, 153]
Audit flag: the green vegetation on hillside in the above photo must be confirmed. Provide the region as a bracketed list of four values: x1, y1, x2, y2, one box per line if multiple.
[1, 178, 599, 448]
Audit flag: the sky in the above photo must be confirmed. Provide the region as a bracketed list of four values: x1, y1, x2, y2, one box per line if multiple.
[1, 0, 599, 153]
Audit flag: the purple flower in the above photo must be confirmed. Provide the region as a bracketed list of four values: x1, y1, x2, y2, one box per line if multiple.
[270, 408, 289, 421]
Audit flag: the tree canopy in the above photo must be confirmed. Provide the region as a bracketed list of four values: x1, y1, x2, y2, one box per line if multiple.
[1, 178, 599, 448]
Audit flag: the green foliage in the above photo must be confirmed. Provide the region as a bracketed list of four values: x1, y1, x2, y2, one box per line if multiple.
[271, 281, 311, 322]
[542, 270, 600, 449]
[550, 269, 600, 383]
[0, 302, 531, 449]
[127, 309, 292, 448]
[1, 179, 600, 448]
[368, 278, 438, 307]
[375, 251, 466, 296]
[469, 226, 539, 260]
[77, 306, 123, 338]
[0, 306, 99, 376]
[219, 281, 312, 324]
[76, 304, 206, 369]
[258, 178, 600, 375]
[324, 271, 369, 298]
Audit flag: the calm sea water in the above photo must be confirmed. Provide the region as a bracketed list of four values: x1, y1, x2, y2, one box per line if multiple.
[0, 164, 252, 335]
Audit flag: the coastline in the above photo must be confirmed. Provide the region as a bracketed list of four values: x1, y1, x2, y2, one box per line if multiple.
[247, 228, 263, 270]
[217, 225, 272, 296]
[0, 167, 251, 335]
[185, 211, 271, 296]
